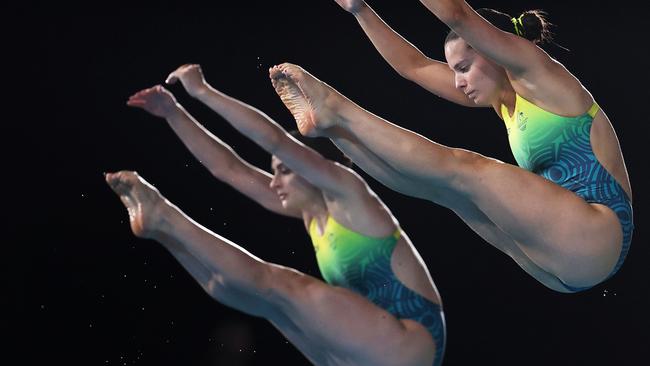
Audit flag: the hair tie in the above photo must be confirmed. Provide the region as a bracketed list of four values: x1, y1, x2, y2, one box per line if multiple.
[511, 14, 525, 37]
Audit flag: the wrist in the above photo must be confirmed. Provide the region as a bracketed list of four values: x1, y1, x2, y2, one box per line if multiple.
[164, 103, 186, 121]
[189, 83, 210, 99]
[351, 1, 369, 16]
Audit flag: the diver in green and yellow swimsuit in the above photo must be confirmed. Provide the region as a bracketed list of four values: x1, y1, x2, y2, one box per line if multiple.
[271, 1, 633, 292]
[500, 94, 632, 291]
[108, 63, 445, 366]
[309, 216, 444, 363]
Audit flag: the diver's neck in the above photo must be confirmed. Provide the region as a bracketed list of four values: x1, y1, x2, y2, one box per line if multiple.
[493, 83, 516, 117]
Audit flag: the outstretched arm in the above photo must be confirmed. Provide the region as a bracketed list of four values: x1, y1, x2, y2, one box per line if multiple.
[126, 86, 300, 218]
[335, 0, 476, 106]
[417, 0, 593, 111]
[418, 0, 548, 76]
[166, 65, 363, 199]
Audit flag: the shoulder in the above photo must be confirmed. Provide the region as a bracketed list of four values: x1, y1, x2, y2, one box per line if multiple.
[322, 162, 372, 198]
[509, 56, 595, 115]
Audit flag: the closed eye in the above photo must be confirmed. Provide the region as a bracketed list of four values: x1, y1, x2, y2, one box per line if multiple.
[274, 164, 291, 175]
[452, 59, 470, 73]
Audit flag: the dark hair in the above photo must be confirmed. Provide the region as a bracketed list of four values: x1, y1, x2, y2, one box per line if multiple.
[444, 8, 554, 45]
[288, 130, 353, 167]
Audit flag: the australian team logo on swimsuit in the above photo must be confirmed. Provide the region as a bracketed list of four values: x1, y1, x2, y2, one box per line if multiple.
[517, 111, 528, 131]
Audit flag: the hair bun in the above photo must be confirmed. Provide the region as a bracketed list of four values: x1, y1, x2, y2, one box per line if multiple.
[520, 10, 552, 44]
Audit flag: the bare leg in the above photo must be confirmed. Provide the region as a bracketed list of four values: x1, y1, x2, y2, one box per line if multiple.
[106, 171, 437, 365]
[448, 197, 575, 292]
[270, 64, 623, 289]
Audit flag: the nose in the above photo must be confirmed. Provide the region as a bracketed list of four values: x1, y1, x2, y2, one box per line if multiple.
[455, 73, 466, 90]
[269, 173, 280, 190]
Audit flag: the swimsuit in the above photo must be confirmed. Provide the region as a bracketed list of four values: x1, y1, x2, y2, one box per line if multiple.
[501, 94, 633, 291]
[309, 216, 445, 366]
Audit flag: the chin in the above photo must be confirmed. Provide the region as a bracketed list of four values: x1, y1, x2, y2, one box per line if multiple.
[282, 199, 298, 211]
[473, 95, 490, 106]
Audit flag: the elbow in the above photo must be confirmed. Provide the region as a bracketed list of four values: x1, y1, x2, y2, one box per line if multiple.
[206, 150, 238, 180]
[436, 3, 470, 29]
[262, 129, 295, 159]
[395, 65, 415, 81]
[397, 67, 424, 84]
[394, 55, 428, 82]
[265, 132, 284, 155]
[207, 164, 229, 181]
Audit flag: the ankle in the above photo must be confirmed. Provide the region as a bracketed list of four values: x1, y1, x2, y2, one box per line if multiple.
[148, 199, 176, 239]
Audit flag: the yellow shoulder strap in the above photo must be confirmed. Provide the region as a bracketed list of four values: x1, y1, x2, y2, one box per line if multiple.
[587, 102, 600, 118]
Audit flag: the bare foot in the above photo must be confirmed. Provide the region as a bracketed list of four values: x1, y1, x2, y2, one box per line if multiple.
[105, 171, 168, 239]
[269, 63, 344, 137]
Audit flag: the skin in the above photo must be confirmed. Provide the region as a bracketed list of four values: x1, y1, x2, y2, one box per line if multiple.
[110, 64, 443, 366]
[443, 39, 510, 108]
[279, 0, 632, 292]
[443, 37, 631, 200]
[269, 39, 629, 293]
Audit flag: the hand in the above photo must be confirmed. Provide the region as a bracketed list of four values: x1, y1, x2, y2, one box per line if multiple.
[126, 85, 179, 118]
[166, 64, 208, 98]
[334, 0, 366, 14]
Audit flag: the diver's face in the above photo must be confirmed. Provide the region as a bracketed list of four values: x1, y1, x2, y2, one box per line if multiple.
[444, 38, 505, 106]
[269, 156, 319, 210]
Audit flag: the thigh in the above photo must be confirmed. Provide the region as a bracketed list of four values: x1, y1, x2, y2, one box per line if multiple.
[265, 266, 437, 366]
[454, 154, 623, 287]
[448, 194, 575, 292]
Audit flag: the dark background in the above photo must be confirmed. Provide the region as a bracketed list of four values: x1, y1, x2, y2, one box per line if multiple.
[11, 0, 648, 365]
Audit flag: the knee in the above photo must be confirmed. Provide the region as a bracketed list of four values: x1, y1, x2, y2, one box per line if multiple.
[264, 264, 321, 312]
[446, 148, 496, 195]
[208, 261, 278, 305]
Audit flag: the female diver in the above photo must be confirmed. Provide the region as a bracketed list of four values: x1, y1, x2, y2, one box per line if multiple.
[106, 64, 445, 366]
[267, 1, 633, 292]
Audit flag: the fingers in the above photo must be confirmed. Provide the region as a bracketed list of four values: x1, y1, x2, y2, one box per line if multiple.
[126, 99, 146, 108]
[165, 74, 178, 85]
[128, 86, 156, 99]
[165, 68, 186, 84]
[127, 89, 145, 100]
[126, 85, 168, 105]
[166, 65, 184, 84]
[165, 63, 201, 85]
[126, 89, 150, 108]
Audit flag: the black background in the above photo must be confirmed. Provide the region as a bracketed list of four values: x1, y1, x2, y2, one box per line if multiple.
[10, 1, 648, 365]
